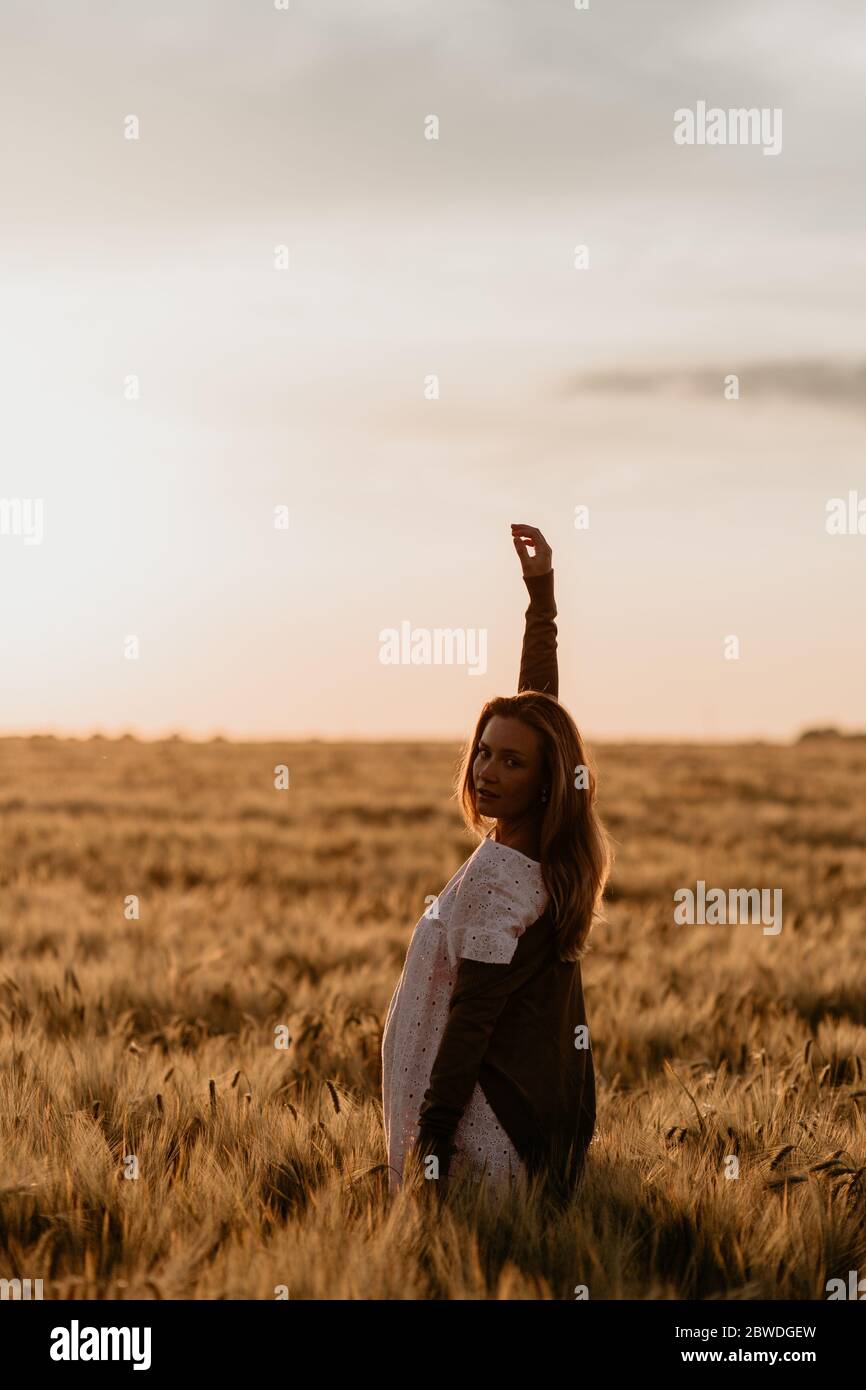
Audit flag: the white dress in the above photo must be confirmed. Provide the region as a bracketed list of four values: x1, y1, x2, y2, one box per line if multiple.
[381, 835, 548, 1191]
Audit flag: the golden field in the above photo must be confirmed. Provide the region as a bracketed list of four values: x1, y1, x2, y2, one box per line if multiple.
[0, 733, 864, 1300]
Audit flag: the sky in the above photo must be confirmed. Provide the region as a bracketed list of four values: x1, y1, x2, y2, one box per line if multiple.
[1, 0, 864, 741]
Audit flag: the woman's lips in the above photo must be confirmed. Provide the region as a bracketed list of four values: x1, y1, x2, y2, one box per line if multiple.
[477, 788, 499, 799]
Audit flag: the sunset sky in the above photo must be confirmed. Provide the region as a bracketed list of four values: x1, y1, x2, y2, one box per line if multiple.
[1, 0, 864, 741]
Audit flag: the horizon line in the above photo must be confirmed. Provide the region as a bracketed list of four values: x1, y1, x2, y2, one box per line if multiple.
[1, 727, 861, 748]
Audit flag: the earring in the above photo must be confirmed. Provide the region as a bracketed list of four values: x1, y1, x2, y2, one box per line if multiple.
[540, 787, 548, 804]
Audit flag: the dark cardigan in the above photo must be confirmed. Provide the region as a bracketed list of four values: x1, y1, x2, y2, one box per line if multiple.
[414, 568, 596, 1190]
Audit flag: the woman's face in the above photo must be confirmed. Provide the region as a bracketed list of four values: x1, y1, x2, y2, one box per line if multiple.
[473, 715, 546, 820]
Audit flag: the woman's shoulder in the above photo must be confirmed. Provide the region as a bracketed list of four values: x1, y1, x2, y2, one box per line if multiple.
[445, 836, 548, 966]
[462, 835, 546, 900]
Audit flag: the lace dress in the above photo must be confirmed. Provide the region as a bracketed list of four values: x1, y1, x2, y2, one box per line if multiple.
[381, 835, 548, 1191]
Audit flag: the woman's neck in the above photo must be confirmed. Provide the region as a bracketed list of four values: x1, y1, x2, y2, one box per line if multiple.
[493, 815, 541, 861]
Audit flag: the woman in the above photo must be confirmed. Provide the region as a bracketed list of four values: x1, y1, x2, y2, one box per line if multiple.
[381, 524, 611, 1196]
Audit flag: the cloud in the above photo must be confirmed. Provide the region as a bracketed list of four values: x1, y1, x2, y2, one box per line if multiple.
[2, 0, 864, 235]
[562, 358, 866, 415]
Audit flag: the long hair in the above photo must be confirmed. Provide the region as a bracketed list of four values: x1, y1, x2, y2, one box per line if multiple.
[456, 692, 612, 961]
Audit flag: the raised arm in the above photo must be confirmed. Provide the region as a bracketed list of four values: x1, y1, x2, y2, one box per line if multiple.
[512, 523, 558, 698]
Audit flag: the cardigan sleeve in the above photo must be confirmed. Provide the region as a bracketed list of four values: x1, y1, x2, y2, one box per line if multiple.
[414, 923, 544, 1176]
[517, 569, 558, 697]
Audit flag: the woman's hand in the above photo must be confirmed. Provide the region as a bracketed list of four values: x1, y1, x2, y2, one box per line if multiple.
[511, 523, 552, 578]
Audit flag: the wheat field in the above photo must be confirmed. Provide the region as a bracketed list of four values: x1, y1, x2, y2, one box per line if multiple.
[0, 733, 864, 1300]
